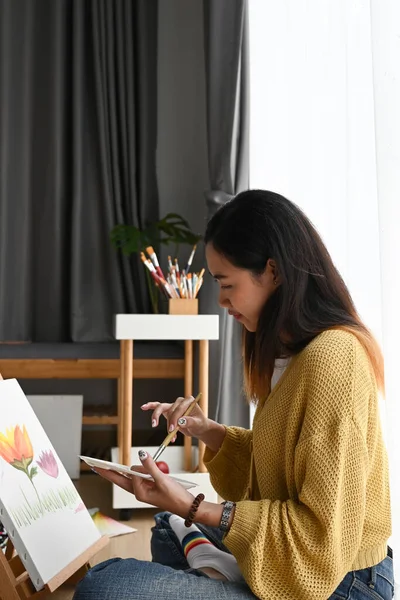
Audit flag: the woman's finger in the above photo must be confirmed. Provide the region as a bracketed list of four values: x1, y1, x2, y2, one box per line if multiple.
[138, 450, 165, 482]
[167, 396, 197, 432]
[177, 416, 194, 432]
[140, 401, 161, 411]
[131, 452, 164, 501]
[152, 397, 185, 429]
[165, 397, 185, 431]
[130, 465, 149, 474]
[131, 474, 156, 500]
[150, 403, 172, 427]
[140, 396, 197, 430]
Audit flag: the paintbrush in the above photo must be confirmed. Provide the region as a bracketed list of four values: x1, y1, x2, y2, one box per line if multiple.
[146, 246, 165, 280]
[185, 244, 197, 274]
[152, 393, 202, 462]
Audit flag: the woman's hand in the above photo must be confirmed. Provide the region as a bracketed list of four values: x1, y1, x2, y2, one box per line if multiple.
[141, 396, 210, 442]
[93, 450, 194, 518]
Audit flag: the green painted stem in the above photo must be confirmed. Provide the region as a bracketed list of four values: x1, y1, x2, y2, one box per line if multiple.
[28, 476, 44, 516]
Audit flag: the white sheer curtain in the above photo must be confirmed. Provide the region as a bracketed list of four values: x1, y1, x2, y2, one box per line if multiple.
[249, 0, 400, 592]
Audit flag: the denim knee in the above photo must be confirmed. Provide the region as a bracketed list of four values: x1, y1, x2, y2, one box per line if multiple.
[73, 556, 256, 600]
[151, 511, 189, 570]
[153, 511, 173, 528]
[73, 558, 137, 600]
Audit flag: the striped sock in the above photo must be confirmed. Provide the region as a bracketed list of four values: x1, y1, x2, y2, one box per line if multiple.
[182, 530, 214, 557]
[169, 514, 243, 582]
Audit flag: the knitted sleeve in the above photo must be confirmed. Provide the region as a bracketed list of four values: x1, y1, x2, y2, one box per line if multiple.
[203, 426, 252, 502]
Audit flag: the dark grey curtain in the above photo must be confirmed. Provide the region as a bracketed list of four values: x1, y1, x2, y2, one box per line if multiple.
[0, 0, 158, 342]
[202, 0, 249, 426]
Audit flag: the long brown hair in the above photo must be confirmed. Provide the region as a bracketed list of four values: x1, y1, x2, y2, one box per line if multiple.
[204, 190, 384, 400]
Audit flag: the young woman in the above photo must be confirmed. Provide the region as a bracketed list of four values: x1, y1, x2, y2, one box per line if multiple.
[74, 190, 394, 600]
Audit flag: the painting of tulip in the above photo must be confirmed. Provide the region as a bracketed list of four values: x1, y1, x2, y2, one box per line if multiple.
[0, 378, 101, 591]
[37, 450, 59, 479]
[0, 424, 33, 466]
[0, 424, 43, 513]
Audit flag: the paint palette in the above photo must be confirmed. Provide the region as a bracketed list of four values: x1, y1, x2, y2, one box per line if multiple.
[80, 456, 198, 490]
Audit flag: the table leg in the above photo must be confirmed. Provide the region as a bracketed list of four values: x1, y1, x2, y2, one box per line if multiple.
[117, 377, 123, 462]
[117, 341, 125, 464]
[120, 339, 133, 466]
[184, 340, 193, 471]
[198, 339, 209, 473]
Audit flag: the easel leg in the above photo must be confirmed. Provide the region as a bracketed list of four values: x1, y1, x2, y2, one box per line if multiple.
[0, 534, 108, 599]
[198, 340, 209, 473]
[0, 546, 20, 600]
[183, 340, 193, 471]
[5, 538, 14, 560]
[121, 340, 133, 467]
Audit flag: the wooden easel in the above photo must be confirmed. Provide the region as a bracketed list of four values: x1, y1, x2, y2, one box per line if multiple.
[0, 535, 108, 599]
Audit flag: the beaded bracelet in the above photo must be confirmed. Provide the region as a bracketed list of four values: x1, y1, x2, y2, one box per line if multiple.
[184, 493, 205, 527]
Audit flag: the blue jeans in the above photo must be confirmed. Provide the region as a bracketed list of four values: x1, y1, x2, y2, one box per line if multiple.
[73, 512, 394, 599]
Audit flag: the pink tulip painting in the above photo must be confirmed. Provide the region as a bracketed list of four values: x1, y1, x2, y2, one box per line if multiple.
[75, 502, 86, 514]
[37, 450, 59, 479]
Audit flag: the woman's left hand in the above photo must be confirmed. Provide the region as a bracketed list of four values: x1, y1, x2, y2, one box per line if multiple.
[93, 450, 194, 518]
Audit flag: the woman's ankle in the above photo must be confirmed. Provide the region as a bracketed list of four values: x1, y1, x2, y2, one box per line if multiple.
[198, 566, 228, 581]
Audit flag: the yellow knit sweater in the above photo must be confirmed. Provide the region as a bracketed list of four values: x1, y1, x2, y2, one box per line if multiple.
[204, 329, 391, 600]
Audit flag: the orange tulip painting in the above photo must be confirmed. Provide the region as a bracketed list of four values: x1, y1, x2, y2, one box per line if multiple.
[0, 425, 34, 469]
[0, 424, 43, 514]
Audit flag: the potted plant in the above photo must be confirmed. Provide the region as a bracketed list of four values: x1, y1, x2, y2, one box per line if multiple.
[111, 214, 202, 313]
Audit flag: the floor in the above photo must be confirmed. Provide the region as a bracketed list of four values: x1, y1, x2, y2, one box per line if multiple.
[50, 473, 158, 600]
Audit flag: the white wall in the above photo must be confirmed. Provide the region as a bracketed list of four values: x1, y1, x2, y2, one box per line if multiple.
[249, 0, 382, 341]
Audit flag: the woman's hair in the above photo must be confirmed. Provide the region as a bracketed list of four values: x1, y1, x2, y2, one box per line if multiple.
[204, 190, 384, 400]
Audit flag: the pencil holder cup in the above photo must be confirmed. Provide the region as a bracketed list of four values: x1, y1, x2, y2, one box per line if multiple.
[168, 298, 198, 315]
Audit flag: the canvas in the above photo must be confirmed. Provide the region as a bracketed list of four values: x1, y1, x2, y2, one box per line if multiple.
[0, 379, 101, 591]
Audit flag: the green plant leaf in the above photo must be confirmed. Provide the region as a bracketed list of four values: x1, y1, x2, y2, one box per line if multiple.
[164, 213, 191, 228]
[29, 466, 38, 480]
[110, 213, 202, 258]
[143, 223, 162, 247]
[111, 225, 151, 255]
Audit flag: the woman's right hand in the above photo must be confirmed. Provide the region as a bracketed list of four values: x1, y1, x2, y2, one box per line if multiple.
[140, 396, 212, 442]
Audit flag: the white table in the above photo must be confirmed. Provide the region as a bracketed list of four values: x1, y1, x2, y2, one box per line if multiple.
[114, 314, 219, 473]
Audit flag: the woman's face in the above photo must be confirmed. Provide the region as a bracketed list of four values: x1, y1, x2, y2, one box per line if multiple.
[206, 243, 277, 332]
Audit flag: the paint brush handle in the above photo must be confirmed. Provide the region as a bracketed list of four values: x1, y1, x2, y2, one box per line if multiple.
[152, 393, 202, 459]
